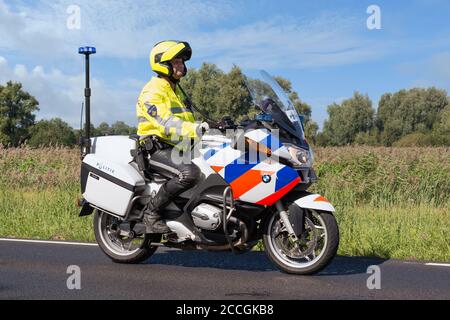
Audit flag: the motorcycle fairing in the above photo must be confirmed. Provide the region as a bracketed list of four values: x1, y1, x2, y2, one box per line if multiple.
[200, 128, 300, 206]
[294, 194, 335, 212]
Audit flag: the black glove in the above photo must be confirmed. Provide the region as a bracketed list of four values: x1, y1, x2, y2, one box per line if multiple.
[206, 120, 221, 130]
[196, 122, 210, 136]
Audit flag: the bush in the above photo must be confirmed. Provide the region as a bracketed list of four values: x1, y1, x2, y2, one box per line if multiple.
[392, 132, 450, 147]
[392, 132, 432, 147]
[28, 118, 77, 148]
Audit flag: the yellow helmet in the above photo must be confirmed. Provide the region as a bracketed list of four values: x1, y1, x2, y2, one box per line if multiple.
[150, 40, 192, 78]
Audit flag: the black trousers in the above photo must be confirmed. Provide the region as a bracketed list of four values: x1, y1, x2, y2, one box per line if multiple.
[147, 147, 201, 197]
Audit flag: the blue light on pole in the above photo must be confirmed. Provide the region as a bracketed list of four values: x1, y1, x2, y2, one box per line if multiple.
[78, 46, 96, 54]
[78, 45, 96, 156]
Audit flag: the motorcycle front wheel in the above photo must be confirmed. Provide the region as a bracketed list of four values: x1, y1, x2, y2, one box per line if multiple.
[263, 209, 339, 275]
[93, 210, 161, 264]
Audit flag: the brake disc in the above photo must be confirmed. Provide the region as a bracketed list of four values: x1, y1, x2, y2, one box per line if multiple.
[275, 217, 318, 259]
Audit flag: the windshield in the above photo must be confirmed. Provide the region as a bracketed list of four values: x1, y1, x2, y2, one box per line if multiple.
[245, 70, 308, 149]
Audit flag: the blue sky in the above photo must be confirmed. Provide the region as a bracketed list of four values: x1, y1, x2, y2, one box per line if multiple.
[1, 0, 449, 130]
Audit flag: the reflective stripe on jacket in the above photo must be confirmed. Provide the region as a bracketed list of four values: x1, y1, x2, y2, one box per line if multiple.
[136, 77, 198, 145]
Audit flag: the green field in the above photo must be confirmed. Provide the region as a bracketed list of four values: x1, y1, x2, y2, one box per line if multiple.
[0, 145, 449, 262]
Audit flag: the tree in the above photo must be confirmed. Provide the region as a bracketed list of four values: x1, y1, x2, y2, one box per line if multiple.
[274, 76, 312, 121]
[431, 103, 450, 145]
[111, 121, 132, 135]
[316, 131, 331, 147]
[128, 126, 137, 135]
[182, 64, 256, 123]
[180, 63, 319, 144]
[354, 128, 380, 146]
[216, 65, 253, 121]
[181, 63, 224, 120]
[28, 118, 76, 147]
[377, 88, 448, 146]
[0, 81, 39, 146]
[73, 124, 96, 142]
[96, 122, 113, 136]
[321, 92, 375, 146]
[434, 104, 450, 134]
[304, 121, 319, 145]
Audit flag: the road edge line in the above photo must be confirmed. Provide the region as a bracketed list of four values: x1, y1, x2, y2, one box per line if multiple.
[0, 238, 98, 247]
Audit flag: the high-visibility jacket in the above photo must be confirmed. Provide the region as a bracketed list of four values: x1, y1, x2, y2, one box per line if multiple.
[136, 76, 199, 145]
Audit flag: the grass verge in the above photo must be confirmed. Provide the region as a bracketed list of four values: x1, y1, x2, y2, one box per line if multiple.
[1, 187, 448, 262]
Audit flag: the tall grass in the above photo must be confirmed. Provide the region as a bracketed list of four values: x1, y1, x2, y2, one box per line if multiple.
[334, 204, 449, 262]
[0, 145, 449, 261]
[0, 145, 79, 190]
[312, 146, 450, 207]
[0, 187, 94, 242]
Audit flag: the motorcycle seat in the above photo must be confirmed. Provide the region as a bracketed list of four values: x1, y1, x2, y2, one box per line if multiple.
[152, 173, 168, 182]
[129, 134, 140, 142]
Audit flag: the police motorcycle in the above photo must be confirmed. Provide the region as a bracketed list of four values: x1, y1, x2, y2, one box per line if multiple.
[77, 48, 339, 275]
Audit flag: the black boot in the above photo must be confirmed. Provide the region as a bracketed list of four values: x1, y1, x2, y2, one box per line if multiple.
[143, 185, 173, 234]
[143, 211, 170, 234]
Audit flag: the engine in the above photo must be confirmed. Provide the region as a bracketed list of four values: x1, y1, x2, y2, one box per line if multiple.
[191, 203, 222, 230]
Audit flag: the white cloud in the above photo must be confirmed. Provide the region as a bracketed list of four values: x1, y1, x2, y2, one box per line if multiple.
[0, 1, 389, 69]
[0, 0, 234, 60]
[0, 55, 141, 128]
[0, 1, 68, 58]
[303, 96, 351, 130]
[3, 1, 431, 132]
[191, 13, 385, 70]
[396, 52, 450, 92]
[1, 0, 393, 131]
[429, 52, 450, 79]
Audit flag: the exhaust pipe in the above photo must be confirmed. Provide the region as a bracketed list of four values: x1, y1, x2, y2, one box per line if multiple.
[197, 217, 249, 252]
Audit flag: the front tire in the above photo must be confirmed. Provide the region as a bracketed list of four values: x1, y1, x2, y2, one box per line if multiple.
[263, 209, 339, 275]
[94, 210, 161, 264]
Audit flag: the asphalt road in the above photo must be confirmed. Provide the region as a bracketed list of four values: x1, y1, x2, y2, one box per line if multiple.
[0, 238, 449, 300]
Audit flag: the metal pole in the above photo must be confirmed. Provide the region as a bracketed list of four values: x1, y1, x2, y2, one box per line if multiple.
[78, 46, 95, 158]
[84, 54, 91, 152]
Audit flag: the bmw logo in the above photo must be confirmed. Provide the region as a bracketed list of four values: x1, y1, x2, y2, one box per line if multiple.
[262, 175, 271, 183]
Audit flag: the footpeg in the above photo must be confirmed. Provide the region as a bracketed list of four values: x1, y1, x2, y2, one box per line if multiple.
[119, 221, 147, 237]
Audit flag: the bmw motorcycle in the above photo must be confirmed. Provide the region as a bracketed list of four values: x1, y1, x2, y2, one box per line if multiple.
[78, 66, 339, 275]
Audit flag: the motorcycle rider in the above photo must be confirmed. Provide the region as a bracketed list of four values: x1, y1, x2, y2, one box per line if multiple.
[135, 40, 209, 233]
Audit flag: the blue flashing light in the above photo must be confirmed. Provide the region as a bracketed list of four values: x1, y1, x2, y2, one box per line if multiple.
[256, 113, 273, 122]
[78, 46, 96, 54]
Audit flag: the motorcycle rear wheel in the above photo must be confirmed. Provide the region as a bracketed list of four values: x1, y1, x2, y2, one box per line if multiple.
[94, 210, 161, 264]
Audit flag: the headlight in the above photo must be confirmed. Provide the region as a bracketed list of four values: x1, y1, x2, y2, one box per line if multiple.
[286, 144, 314, 167]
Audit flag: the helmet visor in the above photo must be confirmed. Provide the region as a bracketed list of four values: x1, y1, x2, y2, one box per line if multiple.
[161, 42, 192, 62]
